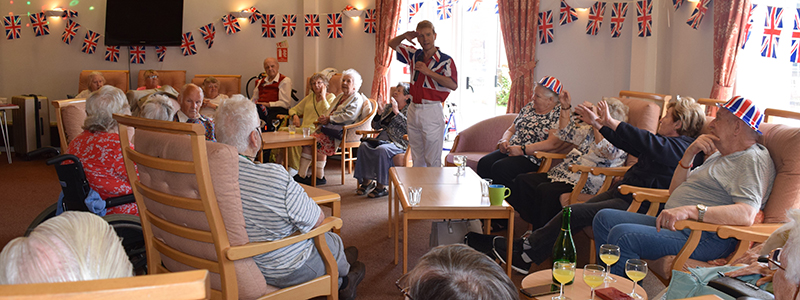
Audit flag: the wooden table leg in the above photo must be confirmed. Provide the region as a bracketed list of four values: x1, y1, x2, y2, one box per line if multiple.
[311, 139, 317, 186]
[506, 209, 514, 277]
[484, 219, 492, 234]
[403, 214, 409, 274]
[388, 180, 393, 238]
[283, 147, 289, 171]
[394, 196, 400, 265]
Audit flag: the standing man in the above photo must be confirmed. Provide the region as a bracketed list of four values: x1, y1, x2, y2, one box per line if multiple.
[175, 84, 216, 141]
[251, 57, 294, 132]
[389, 20, 458, 167]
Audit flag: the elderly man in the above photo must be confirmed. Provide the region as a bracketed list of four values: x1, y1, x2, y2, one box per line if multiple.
[174, 84, 215, 141]
[251, 57, 294, 132]
[593, 96, 776, 276]
[76, 72, 106, 98]
[215, 95, 365, 299]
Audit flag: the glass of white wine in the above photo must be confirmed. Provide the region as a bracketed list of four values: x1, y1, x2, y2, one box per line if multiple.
[599, 244, 620, 283]
[271, 119, 281, 130]
[583, 264, 605, 300]
[453, 155, 466, 176]
[552, 261, 576, 300]
[625, 259, 647, 300]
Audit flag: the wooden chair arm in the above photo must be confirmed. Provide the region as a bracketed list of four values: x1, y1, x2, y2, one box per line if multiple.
[276, 114, 289, 119]
[568, 165, 593, 173]
[225, 217, 343, 260]
[717, 223, 783, 243]
[675, 220, 722, 232]
[670, 220, 723, 273]
[355, 130, 382, 135]
[533, 151, 567, 160]
[403, 134, 408, 141]
[618, 185, 669, 197]
[590, 166, 631, 176]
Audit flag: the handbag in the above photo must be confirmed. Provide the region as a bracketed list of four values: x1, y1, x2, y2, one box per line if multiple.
[429, 219, 483, 248]
[319, 124, 343, 140]
[707, 276, 774, 300]
[361, 137, 391, 148]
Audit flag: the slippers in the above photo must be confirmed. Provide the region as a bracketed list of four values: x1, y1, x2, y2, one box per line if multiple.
[368, 187, 388, 198]
[356, 181, 376, 196]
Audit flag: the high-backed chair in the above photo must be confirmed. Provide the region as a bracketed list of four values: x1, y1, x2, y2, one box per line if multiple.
[52, 99, 87, 153]
[764, 108, 800, 124]
[306, 73, 343, 96]
[114, 115, 343, 300]
[191, 75, 242, 96]
[444, 114, 517, 170]
[79, 70, 130, 93]
[338, 98, 378, 185]
[138, 70, 186, 89]
[619, 90, 671, 127]
[696, 98, 726, 117]
[0, 270, 211, 300]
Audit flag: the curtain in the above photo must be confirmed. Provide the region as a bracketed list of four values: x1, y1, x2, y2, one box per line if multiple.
[709, 0, 750, 115]
[370, 0, 402, 107]
[498, 0, 539, 113]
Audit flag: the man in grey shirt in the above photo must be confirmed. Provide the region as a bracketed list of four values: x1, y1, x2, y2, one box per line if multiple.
[593, 96, 775, 276]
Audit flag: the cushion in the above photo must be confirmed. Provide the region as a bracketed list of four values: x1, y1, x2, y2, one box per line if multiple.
[138, 70, 186, 89]
[607, 97, 661, 167]
[445, 152, 488, 172]
[328, 74, 343, 96]
[450, 114, 517, 154]
[759, 123, 800, 223]
[78, 70, 130, 93]
[191, 75, 242, 97]
[60, 103, 86, 146]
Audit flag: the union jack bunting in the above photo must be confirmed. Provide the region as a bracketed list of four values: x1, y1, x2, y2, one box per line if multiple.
[61, 10, 78, 18]
[791, 9, 800, 63]
[282, 14, 296, 37]
[467, 0, 482, 12]
[29, 12, 49, 37]
[198, 23, 215, 49]
[327, 13, 343, 39]
[305, 14, 320, 37]
[181, 32, 197, 56]
[742, 4, 757, 49]
[560, 0, 578, 25]
[4, 15, 21, 40]
[636, 0, 653, 37]
[409, 2, 424, 22]
[261, 14, 276, 38]
[437, 0, 452, 20]
[364, 9, 376, 34]
[686, 0, 710, 29]
[761, 6, 783, 59]
[610, 3, 628, 38]
[673, 0, 683, 11]
[586, 2, 606, 35]
[130, 46, 145, 64]
[247, 6, 261, 24]
[221, 14, 241, 35]
[104, 46, 120, 62]
[61, 19, 80, 44]
[155, 46, 166, 62]
[81, 30, 100, 54]
[495, 3, 499, 14]
[538, 10, 554, 44]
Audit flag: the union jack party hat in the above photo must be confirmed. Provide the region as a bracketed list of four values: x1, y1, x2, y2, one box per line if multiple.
[538, 76, 563, 94]
[720, 96, 764, 134]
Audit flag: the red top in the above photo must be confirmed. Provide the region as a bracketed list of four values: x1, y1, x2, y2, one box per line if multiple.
[257, 74, 286, 104]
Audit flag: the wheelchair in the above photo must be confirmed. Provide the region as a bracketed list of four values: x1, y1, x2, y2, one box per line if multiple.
[25, 153, 147, 275]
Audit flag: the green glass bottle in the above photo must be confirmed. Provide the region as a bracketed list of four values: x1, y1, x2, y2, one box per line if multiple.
[552, 206, 576, 285]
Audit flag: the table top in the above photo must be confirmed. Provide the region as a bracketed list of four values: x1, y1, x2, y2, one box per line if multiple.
[521, 269, 647, 300]
[0, 104, 19, 110]
[261, 131, 314, 143]
[391, 167, 510, 211]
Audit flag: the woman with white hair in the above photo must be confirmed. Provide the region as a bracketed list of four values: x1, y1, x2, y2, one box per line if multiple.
[139, 94, 176, 121]
[75, 71, 106, 99]
[199, 76, 229, 119]
[68, 85, 138, 216]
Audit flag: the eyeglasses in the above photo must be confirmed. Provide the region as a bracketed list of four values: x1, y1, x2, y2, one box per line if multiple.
[146, 75, 158, 79]
[395, 274, 413, 300]
[761, 248, 785, 271]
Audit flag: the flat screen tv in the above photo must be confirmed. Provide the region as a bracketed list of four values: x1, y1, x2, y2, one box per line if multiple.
[104, 0, 184, 46]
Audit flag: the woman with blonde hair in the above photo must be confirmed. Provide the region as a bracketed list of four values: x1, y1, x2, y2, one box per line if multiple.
[281, 73, 335, 170]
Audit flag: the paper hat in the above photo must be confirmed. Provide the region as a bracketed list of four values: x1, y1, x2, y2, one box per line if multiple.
[720, 96, 764, 134]
[538, 76, 563, 95]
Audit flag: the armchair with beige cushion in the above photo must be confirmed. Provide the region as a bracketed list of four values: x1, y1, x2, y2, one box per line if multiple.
[618, 90, 671, 124]
[79, 70, 130, 93]
[52, 99, 87, 154]
[191, 75, 242, 97]
[337, 98, 378, 185]
[138, 70, 186, 89]
[444, 114, 517, 170]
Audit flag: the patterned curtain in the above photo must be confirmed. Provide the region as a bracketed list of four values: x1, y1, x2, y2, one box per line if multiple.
[370, 0, 402, 106]
[498, 0, 539, 113]
[709, 0, 750, 115]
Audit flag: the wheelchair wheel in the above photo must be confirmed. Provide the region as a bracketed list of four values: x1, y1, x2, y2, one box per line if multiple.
[103, 214, 148, 275]
[25, 203, 58, 237]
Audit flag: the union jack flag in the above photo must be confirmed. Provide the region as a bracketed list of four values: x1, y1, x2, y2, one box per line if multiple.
[610, 3, 628, 38]
[81, 30, 100, 54]
[4, 15, 21, 40]
[467, 0, 482, 12]
[61, 19, 80, 44]
[282, 14, 296, 37]
[409, 2, 424, 22]
[61, 10, 78, 18]
[261, 14, 276, 38]
[437, 0, 452, 20]
[673, 0, 683, 11]
[586, 2, 605, 35]
[791, 9, 800, 63]
[198, 23, 215, 49]
[761, 6, 783, 59]
[104, 46, 119, 62]
[636, 0, 653, 37]
[221, 14, 241, 35]
[560, 0, 578, 25]
[247, 6, 261, 24]
[538, 10, 554, 44]
[742, 4, 757, 49]
[686, 0, 710, 29]
[495, 3, 499, 14]
[29, 12, 49, 37]
[364, 9, 376, 34]
[327, 13, 343, 39]
[155, 46, 166, 62]
[181, 32, 197, 56]
[130, 46, 145, 64]
[305, 14, 320, 37]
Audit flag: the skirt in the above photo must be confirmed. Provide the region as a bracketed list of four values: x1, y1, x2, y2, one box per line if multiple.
[352, 142, 405, 185]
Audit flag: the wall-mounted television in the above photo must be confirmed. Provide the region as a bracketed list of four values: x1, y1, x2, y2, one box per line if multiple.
[104, 0, 184, 46]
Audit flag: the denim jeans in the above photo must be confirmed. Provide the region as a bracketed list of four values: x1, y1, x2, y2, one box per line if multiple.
[592, 209, 738, 276]
[265, 232, 350, 288]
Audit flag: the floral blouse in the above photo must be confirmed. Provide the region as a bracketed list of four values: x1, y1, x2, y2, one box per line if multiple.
[547, 117, 628, 194]
[372, 104, 409, 150]
[509, 102, 561, 164]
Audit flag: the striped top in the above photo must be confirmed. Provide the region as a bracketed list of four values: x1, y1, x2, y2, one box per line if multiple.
[237, 156, 322, 279]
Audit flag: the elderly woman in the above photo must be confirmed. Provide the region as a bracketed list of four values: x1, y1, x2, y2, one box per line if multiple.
[294, 69, 370, 185]
[75, 72, 105, 99]
[68, 86, 137, 216]
[137, 70, 161, 90]
[353, 83, 411, 198]
[199, 76, 229, 119]
[139, 94, 177, 121]
[282, 73, 335, 171]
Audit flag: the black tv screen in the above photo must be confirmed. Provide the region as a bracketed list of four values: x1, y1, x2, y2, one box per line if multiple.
[105, 0, 184, 46]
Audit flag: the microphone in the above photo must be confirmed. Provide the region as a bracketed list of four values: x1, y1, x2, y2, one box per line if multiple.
[413, 70, 420, 82]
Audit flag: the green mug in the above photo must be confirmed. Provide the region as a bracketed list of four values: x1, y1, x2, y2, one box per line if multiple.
[488, 184, 510, 206]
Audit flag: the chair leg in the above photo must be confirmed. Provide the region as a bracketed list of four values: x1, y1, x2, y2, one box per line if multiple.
[589, 238, 596, 264]
[341, 148, 346, 185]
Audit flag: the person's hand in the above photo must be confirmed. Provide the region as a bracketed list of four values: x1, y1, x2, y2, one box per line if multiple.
[317, 115, 329, 125]
[575, 103, 601, 128]
[724, 262, 775, 286]
[655, 206, 693, 232]
[390, 97, 400, 115]
[507, 145, 524, 156]
[498, 140, 510, 153]
[202, 99, 210, 108]
[595, 100, 613, 126]
[558, 90, 572, 109]
[292, 115, 301, 127]
[685, 134, 719, 159]
[414, 61, 432, 76]
[404, 31, 419, 45]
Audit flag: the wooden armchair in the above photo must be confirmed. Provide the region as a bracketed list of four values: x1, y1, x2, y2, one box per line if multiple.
[764, 108, 800, 124]
[52, 99, 87, 154]
[337, 98, 377, 185]
[696, 98, 726, 117]
[114, 115, 343, 300]
[618, 90, 672, 128]
[138, 70, 186, 89]
[191, 75, 242, 96]
[355, 130, 412, 170]
[79, 70, 130, 93]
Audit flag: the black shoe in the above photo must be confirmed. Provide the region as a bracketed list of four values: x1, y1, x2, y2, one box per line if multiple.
[339, 261, 365, 300]
[367, 187, 388, 198]
[491, 219, 508, 233]
[465, 232, 498, 258]
[293, 174, 311, 185]
[493, 236, 532, 275]
[315, 176, 327, 185]
[356, 181, 376, 195]
[344, 246, 359, 266]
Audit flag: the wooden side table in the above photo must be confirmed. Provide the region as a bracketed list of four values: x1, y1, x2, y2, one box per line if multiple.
[521, 269, 647, 300]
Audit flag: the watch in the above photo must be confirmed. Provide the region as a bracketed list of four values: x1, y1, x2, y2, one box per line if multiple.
[696, 204, 707, 222]
[521, 144, 527, 155]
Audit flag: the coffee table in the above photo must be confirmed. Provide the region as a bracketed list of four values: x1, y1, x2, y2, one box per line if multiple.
[389, 166, 515, 276]
[521, 269, 647, 300]
[260, 131, 317, 186]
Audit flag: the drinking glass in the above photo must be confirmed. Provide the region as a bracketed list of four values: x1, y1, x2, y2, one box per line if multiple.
[271, 119, 281, 130]
[583, 264, 605, 300]
[599, 244, 620, 283]
[453, 155, 466, 176]
[407, 187, 422, 206]
[288, 124, 297, 134]
[302, 127, 311, 137]
[552, 261, 576, 300]
[625, 259, 647, 300]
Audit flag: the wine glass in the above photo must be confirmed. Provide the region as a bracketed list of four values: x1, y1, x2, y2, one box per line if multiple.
[271, 119, 281, 130]
[453, 155, 466, 176]
[583, 264, 605, 300]
[552, 261, 576, 300]
[625, 259, 647, 300]
[599, 244, 620, 283]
